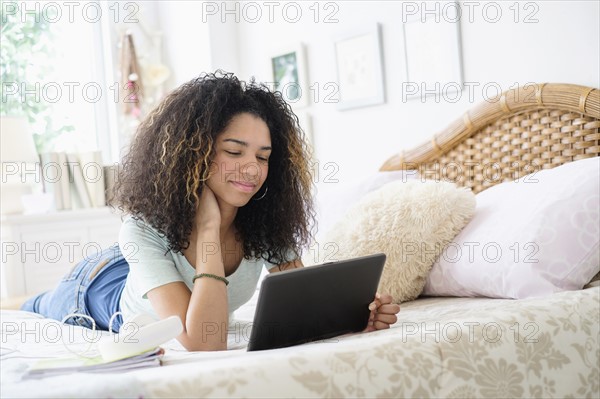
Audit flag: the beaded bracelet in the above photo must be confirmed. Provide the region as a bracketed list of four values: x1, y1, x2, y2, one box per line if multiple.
[192, 273, 229, 286]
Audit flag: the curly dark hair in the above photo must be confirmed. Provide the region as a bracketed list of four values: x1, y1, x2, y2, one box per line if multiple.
[113, 71, 316, 264]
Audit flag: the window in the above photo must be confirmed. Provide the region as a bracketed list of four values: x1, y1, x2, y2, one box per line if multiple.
[1, 2, 118, 163]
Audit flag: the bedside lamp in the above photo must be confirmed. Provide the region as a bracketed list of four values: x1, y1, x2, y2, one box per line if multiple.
[1, 116, 40, 215]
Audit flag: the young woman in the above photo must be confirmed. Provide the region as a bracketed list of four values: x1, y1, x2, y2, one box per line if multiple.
[21, 72, 400, 351]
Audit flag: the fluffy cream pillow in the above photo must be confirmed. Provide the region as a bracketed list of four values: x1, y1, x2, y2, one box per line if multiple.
[322, 179, 476, 303]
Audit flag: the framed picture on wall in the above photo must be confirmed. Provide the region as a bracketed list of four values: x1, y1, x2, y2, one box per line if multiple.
[334, 23, 386, 111]
[402, 1, 463, 100]
[270, 43, 309, 108]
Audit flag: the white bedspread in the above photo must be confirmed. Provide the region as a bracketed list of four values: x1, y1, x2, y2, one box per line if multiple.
[2, 286, 598, 398]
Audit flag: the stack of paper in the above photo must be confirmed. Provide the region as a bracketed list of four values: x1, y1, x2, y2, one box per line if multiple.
[23, 347, 164, 379]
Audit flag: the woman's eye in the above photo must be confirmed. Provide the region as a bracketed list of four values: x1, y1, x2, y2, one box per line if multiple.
[225, 150, 268, 162]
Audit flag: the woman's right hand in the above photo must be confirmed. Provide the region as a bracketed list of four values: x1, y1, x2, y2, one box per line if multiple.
[195, 185, 221, 232]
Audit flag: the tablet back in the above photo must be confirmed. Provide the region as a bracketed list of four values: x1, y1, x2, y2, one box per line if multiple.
[247, 253, 386, 351]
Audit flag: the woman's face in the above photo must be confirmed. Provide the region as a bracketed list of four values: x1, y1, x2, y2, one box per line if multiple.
[206, 113, 271, 208]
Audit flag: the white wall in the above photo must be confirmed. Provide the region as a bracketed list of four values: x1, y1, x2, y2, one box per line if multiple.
[154, 0, 600, 188]
[155, 1, 213, 87]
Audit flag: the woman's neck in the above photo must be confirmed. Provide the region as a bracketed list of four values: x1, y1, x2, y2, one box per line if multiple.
[216, 197, 238, 240]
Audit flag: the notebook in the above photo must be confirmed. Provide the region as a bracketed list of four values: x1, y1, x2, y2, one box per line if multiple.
[24, 347, 164, 379]
[247, 253, 386, 351]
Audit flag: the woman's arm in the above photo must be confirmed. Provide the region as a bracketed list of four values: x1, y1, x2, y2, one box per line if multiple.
[268, 258, 304, 273]
[147, 187, 229, 351]
[147, 229, 228, 351]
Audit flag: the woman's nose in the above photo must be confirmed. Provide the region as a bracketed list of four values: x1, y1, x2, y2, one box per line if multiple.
[240, 159, 261, 179]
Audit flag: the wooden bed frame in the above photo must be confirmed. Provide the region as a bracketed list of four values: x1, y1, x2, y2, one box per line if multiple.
[380, 83, 600, 193]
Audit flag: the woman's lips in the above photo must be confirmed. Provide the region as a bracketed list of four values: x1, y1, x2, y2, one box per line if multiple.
[230, 181, 256, 193]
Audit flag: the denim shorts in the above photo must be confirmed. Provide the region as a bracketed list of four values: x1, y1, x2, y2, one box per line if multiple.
[20, 244, 129, 332]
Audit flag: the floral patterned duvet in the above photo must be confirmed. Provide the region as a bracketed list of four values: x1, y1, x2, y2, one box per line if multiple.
[2, 285, 598, 398]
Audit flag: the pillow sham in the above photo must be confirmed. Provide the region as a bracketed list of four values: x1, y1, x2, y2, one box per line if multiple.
[320, 179, 475, 303]
[423, 156, 600, 299]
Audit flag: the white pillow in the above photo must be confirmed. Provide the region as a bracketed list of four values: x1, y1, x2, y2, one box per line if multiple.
[423, 156, 600, 299]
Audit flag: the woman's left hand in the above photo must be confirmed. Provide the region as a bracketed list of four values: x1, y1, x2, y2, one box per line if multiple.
[364, 293, 400, 332]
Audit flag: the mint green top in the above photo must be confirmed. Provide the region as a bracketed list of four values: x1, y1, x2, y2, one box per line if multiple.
[118, 216, 292, 323]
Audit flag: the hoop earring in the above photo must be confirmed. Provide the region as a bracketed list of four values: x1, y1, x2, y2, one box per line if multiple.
[253, 186, 268, 201]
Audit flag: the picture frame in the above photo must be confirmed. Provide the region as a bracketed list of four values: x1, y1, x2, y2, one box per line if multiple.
[270, 43, 309, 108]
[334, 23, 386, 111]
[402, 1, 464, 100]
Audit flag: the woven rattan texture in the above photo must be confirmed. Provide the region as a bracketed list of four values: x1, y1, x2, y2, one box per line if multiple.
[381, 84, 600, 193]
[417, 109, 599, 193]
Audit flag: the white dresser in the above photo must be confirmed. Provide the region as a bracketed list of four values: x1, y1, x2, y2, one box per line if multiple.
[1, 207, 123, 299]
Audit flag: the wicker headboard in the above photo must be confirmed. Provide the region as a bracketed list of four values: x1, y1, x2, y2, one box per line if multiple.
[380, 83, 600, 193]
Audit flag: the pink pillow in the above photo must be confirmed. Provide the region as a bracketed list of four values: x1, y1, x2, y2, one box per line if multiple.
[423, 156, 600, 299]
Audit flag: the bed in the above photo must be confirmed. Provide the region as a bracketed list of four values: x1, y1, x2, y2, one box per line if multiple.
[1, 83, 599, 398]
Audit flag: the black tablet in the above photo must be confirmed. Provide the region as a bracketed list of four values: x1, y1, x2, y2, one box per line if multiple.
[247, 253, 386, 351]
